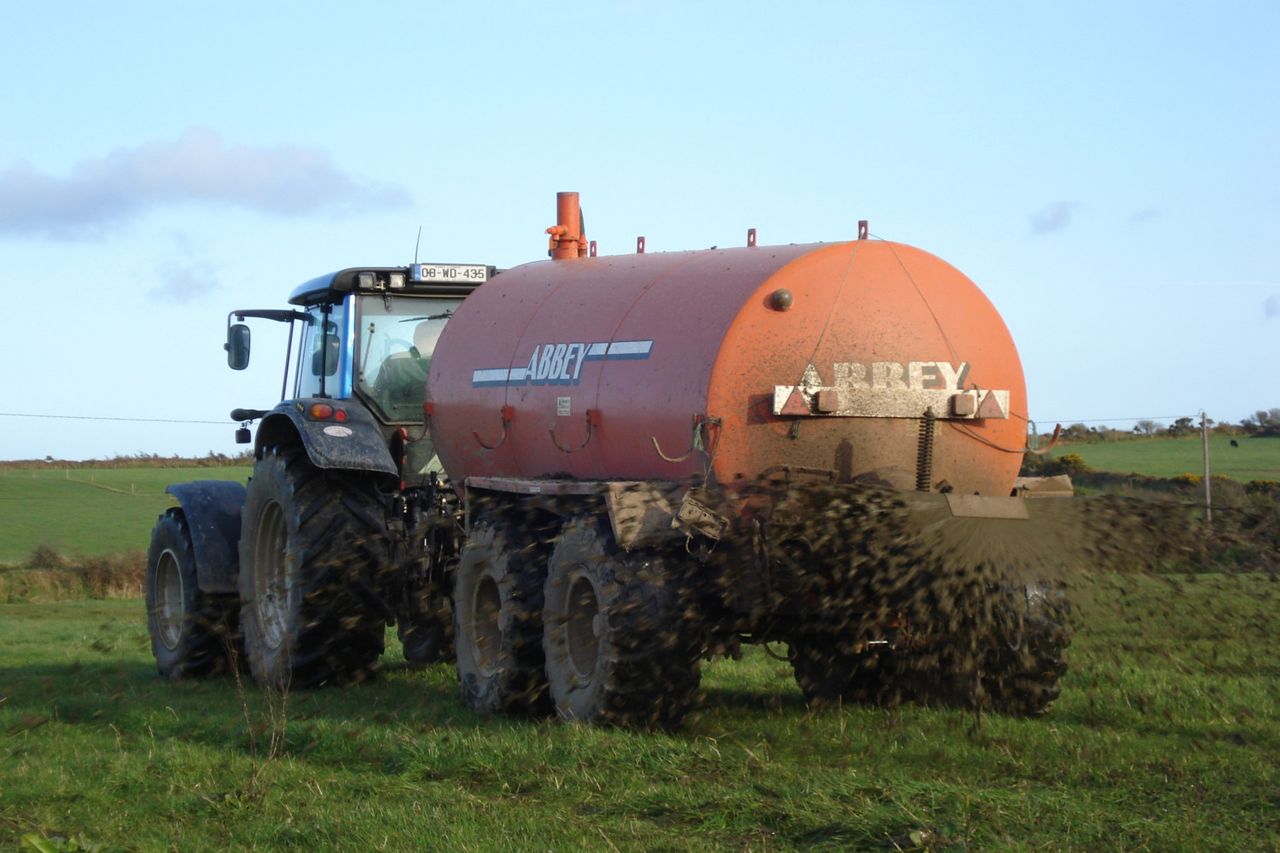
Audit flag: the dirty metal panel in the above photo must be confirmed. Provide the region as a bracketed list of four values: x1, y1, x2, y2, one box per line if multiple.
[672, 493, 730, 541]
[467, 476, 611, 496]
[605, 482, 686, 550]
[772, 359, 1009, 420]
[1014, 475, 1075, 498]
[165, 481, 247, 594]
[945, 493, 1029, 519]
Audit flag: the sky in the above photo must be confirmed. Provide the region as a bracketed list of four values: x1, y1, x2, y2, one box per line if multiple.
[1, 1, 1277, 460]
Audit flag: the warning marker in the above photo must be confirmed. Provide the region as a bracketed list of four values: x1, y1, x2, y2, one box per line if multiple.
[780, 388, 812, 416]
[976, 391, 1006, 419]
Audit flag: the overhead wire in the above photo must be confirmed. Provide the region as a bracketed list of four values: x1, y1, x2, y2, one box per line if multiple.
[0, 412, 226, 425]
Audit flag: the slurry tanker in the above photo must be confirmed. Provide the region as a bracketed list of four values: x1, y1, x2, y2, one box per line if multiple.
[147, 192, 1068, 727]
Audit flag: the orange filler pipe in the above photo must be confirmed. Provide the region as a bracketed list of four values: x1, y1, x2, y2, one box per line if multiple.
[546, 191, 586, 259]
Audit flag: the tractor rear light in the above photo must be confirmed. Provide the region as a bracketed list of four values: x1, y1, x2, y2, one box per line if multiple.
[309, 403, 335, 420]
[334, 409, 348, 422]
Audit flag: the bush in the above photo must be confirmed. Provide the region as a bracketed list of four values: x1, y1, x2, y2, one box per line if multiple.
[1055, 453, 1090, 475]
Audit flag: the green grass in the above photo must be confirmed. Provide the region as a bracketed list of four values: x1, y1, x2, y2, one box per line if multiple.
[2, 576, 1278, 851]
[0, 467, 250, 565]
[1052, 435, 1280, 481]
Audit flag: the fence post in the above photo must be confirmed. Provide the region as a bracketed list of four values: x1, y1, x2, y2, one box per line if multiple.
[1200, 411, 1212, 524]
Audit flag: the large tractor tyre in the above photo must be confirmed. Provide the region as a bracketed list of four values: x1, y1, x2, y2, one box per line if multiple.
[398, 583, 454, 665]
[145, 508, 237, 679]
[543, 517, 702, 729]
[238, 445, 387, 689]
[453, 518, 551, 715]
[787, 637, 895, 707]
[977, 583, 1072, 716]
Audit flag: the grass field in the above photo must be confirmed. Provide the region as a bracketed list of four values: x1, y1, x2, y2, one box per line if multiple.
[1051, 435, 1280, 482]
[1, 574, 1278, 851]
[0, 467, 251, 565]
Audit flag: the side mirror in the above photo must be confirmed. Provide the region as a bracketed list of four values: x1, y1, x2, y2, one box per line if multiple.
[226, 323, 251, 370]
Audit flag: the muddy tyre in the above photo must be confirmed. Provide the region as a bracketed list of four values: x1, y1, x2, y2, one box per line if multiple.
[453, 517, 550, 715]
[543, 517, 701, 728]
[788, 637, 894, 706]
[238, 445, 387, 689]
[978, 583, 1071, 716]
[398, 583, 454, 665]
[146, 508, 236, 678]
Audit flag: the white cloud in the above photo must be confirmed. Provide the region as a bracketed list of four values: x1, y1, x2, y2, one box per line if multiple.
[1028, 201, 1079, 235]
[0, 127, 410, 240]
[150, 260, 219, 304]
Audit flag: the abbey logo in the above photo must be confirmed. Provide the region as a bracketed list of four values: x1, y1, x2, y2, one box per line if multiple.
[773, 360, 1010, 420]
[472, 340, 654, 387]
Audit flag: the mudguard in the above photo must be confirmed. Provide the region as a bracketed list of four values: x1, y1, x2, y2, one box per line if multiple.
[165, 481, 247, 594]
[252, 399, 398, 477]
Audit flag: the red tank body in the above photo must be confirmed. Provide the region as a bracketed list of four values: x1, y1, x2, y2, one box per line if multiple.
[427, 239, 1027, 496]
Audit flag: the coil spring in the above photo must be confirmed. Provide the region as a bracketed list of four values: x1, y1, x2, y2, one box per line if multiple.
[916, 407, 936, 492]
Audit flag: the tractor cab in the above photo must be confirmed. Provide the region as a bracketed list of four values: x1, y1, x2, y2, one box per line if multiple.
[226, 263, 492, 479]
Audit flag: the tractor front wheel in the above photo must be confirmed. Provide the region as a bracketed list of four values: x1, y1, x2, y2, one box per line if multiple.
[145, 508, 236, 678]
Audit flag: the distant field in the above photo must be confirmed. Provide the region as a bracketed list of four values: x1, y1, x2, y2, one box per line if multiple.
[1052, 435, 1280, 481]
[0, 466, 251, 565]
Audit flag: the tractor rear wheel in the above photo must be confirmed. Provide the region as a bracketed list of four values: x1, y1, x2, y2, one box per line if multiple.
[238, 445, 386, 689]
[145, 508, 236, 678]
[542, 517, 701, 728]
[452, 517, 550, 714]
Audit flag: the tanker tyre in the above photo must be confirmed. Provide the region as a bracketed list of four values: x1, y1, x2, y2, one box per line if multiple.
[145, 508, 236, 679]
[398, 588, 454, 665]
[978, 583, 1071, 717]
[543, 517, 701, 729]
[238, 445, 387, 690]
[453, 518, 551, 715]
[788, 637, 893, 707]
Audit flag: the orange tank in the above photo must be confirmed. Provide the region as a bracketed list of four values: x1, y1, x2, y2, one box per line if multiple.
[427, 232, 1027, 497]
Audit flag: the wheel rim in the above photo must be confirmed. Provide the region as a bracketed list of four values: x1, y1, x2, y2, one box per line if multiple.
[252, 500, 290, 651]
[565, 573, 601, 680]
[472, 575, 502, 677]
[155, 549, 183, 651]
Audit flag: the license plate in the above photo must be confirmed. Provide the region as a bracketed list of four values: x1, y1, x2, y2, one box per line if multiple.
[412, 263, 488, 283]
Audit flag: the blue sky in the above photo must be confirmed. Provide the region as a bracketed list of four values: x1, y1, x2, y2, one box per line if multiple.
[2, 1, 1276, 460]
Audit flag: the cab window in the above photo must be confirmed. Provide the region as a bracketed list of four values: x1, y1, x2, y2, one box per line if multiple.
[356, 295, 461, 422]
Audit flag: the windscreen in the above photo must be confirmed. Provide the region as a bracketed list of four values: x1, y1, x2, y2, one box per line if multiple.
[356, 295, 462, 423]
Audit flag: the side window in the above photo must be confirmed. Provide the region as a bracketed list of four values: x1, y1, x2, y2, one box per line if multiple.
[295, 301, 348, 398]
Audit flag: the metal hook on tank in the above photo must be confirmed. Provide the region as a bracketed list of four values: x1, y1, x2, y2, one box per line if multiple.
[652, 415, 722, 464]
[473, 405, 514, 451]
[549, 409, 600, 453]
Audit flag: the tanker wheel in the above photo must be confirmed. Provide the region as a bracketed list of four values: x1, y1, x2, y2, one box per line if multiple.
[398, 580, 454, 665]
[542, 516, 701, 728]
[787, 636, 895, 706]
[238, 445, 387, 689]
[145, 508, 237, 679]
[977, 582, 1071, 716]
[452, 517, 551, 715]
